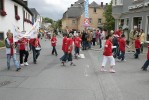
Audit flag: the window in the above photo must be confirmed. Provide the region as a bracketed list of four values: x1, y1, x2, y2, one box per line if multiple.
[126, 18, 129, 26]
[98, 18, 102, 23]
[0, 32, 4, 40]
[0, 0, 4, 10]
[94, 7, 96, 13]
[14, 5, 18, 15]
[72, 19, 76, 24]
[89, 18, 92, 24]
[26, 12, 27, 19]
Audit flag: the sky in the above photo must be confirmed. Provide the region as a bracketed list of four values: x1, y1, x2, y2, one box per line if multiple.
[28, 0, 111, 21]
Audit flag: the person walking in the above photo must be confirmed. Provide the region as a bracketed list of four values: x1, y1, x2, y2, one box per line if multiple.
[61, 34, 75, 66]
[30, 34, 41, 64]
[5, 31, 21, 71]
[118, 34, 126, 61]
[134, 35, 141, 59]
[74, 34, 82, 59]
[100, 34, 116, 73]
[60, 34, 67, 61]
[141, 45, 149, 71]
[51, 34, 58, 56]
[17, 37, 29, 66]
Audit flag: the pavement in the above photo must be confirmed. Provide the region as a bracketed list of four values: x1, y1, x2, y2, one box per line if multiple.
[0, 36, 149, 100]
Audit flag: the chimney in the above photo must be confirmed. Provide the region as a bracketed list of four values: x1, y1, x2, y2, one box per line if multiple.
[23, 0, 28, 6]
[101, 2, 103, 8]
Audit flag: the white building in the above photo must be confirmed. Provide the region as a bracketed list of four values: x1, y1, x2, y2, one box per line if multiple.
[0, 0, 33, 40]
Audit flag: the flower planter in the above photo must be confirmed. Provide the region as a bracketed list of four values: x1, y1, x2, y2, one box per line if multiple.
[15, 15, 20, 20]
[0, 10, 7, 16]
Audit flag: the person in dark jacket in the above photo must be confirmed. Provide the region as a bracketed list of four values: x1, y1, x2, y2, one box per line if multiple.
[141, 45, 149, 71]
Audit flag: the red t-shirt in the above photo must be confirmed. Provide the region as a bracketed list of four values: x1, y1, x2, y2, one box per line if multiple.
[17, 38, 28, 50]
[119, 38, 126, 52]
[103, 40, 112, 56]
[65, 38, 73, 53]
[74, 37, 82, 48]
[135, 39, 141, 49]
[62, 37, 67, 52]
[51, 37, 57, 46]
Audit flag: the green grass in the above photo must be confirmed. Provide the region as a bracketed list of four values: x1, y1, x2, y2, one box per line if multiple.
[0, 40, 5, 47]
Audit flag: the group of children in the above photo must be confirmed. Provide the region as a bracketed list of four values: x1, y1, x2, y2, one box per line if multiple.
[5, 30, 41, 71]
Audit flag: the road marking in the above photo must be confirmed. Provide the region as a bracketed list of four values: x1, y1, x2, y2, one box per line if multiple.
[84, 65, 90, 77]
[79, 54, 85, 58]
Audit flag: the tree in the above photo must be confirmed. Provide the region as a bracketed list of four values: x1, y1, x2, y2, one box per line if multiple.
[103, 1, 115, 32]
[42, 17, 53, 24]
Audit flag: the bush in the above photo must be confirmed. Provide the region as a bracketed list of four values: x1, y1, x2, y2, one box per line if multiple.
[0, 40, 5, 47]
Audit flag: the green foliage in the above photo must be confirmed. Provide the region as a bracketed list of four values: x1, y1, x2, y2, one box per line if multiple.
[43, 17, 53, 24]
[103, 1, 115, 32]
[0, 40, 5, 47]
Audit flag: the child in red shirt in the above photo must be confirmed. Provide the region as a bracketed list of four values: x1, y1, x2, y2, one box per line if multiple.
[134, 35, 141, 59]
[101, 35, 116, 73]
[51, 34, 58, 56]
[74, 34, 82, 59]
[118, 34, 126, 61]
[141, 45, 149, 71]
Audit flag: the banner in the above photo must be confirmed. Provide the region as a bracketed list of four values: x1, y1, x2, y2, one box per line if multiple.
[13, 24, 24, 42]
[25, 20, 40, 39]
[84, 0, 90, 27]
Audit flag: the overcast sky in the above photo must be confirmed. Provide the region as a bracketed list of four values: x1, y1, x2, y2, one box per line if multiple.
[28, 0, 111, 20]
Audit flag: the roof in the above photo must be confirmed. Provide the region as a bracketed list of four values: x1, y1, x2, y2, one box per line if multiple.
[30, 8, 40, 17]
[12, 0, 33, 15]
[89, 1, 100, 8]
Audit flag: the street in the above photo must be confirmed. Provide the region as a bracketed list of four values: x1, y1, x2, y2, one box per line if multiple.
[0, 36, 149, 100]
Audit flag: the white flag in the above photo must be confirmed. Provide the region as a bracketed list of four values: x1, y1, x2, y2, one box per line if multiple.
[25, 20, 40, 39]
[13, 24, 24, 42]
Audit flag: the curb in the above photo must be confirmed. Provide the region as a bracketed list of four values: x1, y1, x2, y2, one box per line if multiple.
[0, 47, 5, 50]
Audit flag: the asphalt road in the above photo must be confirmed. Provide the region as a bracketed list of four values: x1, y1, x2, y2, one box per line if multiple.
[0, 36, 149, 100]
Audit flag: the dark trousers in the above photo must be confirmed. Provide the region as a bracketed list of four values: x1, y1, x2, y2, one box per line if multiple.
[75, 46, 80, 55]
[113, 45, 119, 58]
[118, 51, 125, 61]
[19, 50, 29, 64]
[82, 41, 87, 50]
[92, 38, 96, 46]
[99, 38, 102, 48]
[140, 44, 144, 53]
[52, 46, 57, 55]
[32, 46, 40, 63]
[62, 53, 72, 62]
[134, 48, 140, 58]
[142, 60, 149, 70]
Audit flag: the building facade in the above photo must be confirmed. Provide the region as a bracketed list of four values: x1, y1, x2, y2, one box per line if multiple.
[62, 0, 106, 32]
[0, 0, 33, 40]
[112, 0, 149, 41]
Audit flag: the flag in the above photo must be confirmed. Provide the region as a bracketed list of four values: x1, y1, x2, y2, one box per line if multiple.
[25, 20, 40, 39]
[13, 24, 24, 42]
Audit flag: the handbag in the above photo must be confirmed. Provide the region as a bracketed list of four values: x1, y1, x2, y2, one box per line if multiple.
[35, 46, 41, 50]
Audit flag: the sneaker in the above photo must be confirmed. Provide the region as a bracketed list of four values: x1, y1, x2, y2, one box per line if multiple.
[24, 62, 29, 66]
[16, 68, 21, 71]
[100, 68, 107, 72]
[109, 69, 116, 73]
[70, 62, 76, 66]
[123, 59, 126, 62]
[20, 64, 24, 66]
[61, 62, 65, 66]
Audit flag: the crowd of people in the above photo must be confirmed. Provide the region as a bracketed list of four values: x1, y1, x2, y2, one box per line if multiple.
[4, 26, 149, 73]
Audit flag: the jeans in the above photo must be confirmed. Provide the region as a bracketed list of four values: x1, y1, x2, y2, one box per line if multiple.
[32, 46, 40, 63]
[75, 46, 80, 55]
[62, 53, 72, 62]
[118, 51, 125, 61]
[99, 38, 102, 48]
[140, 43, 144, 53]
[60, 52, 66, 61]
[7, 54, 20, 68]
[142, 60, 149, 70]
